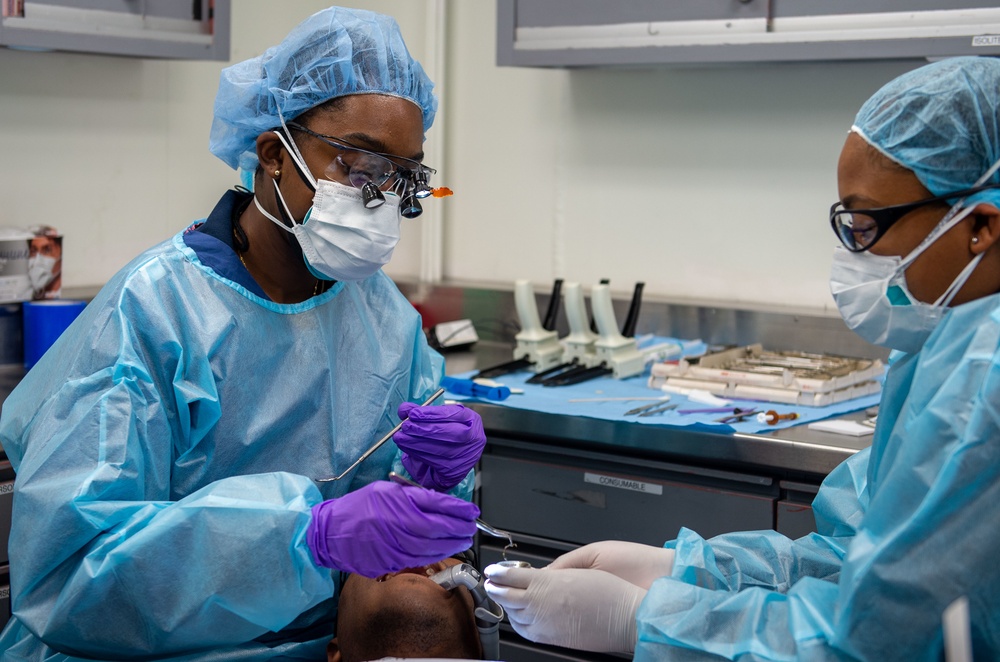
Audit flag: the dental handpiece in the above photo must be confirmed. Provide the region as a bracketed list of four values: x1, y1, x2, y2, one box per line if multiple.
[316, 388, 445, 483]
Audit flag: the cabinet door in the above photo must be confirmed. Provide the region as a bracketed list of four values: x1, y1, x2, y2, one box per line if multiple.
[0, 0, 231, 60]
[776, 480, 820, 539]
[498, 0, 1000, 66]
[500, 631, 627, 662]
[0, 565, 9, 632]
[0, 465, 11, 567]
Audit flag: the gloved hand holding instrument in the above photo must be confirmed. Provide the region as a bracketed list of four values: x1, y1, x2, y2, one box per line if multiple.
[483, 541, 674, 652]
[393, 397, 487, 491]
[315, 386, 485, 490]
[308, 386, 487, 576]
[483, 563, 647, 653]
[307, 480, 479, 577]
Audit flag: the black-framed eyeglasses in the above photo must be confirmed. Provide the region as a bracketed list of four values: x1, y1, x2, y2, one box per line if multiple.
[286, 122, 436, 202]
[830, 182, 1000, 252]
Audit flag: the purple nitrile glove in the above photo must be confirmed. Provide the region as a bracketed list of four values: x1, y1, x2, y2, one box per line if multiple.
[306, 481, 479, 578]
[394, 401, 487, 491]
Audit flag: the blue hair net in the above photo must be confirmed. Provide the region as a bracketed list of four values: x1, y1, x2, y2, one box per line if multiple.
[209, 6, 437, 174]
[853, 56, 1000, 210]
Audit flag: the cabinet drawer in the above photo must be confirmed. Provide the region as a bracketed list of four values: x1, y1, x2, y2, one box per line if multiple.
[776, 500, 816, 539]
[0, 564, 9, 632]
[480, 454, 774, 546]
[500, 629, 623, 662]
[776, 480, 820, 539]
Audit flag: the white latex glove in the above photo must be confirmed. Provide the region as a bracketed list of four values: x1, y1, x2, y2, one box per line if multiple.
[484, 564, 646, 653]
[548, 540, 676, 590]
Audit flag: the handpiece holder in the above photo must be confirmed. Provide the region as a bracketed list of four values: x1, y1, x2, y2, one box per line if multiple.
[560, 281, 599, 366]
[590, 284, 646, 379]
[513, 279, 564, 373]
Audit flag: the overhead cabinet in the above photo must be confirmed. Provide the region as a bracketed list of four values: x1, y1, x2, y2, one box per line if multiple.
[497, 0, 1000, 67]
[0, 0, 230, 60]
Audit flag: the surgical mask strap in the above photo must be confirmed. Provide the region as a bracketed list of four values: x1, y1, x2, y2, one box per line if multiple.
[251, 110, 318, 232]
[898, 204, 973, 271]
[898, 155, 1000, 272]
[253, 190, 297, 234]
[935, 252, 984, 308]
[275, 108, 317, 191]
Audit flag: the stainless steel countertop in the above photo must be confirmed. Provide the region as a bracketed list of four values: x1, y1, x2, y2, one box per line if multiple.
[447, 341, 872, 480]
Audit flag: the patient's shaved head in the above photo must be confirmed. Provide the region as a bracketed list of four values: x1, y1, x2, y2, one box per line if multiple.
[330, 558, 482, 662]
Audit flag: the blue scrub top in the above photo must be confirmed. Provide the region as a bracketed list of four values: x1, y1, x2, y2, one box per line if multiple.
[183, 188, 268, 299]
[634, 293, 1000, 661]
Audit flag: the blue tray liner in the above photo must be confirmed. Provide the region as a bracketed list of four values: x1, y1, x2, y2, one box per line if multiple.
[447, 336, 881, 434]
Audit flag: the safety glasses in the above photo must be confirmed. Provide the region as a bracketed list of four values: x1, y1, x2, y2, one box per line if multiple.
[830, 182, 1000, 252]
[286, 122, 436, 215]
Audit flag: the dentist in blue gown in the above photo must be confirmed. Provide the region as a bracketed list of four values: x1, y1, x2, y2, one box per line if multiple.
[0, 7, 486, 661]
[486, 56, 1000, 661]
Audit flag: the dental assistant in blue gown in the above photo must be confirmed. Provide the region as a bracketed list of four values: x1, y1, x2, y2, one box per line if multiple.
[0, 7, 487, 661]
[485, 56, 1000, 661]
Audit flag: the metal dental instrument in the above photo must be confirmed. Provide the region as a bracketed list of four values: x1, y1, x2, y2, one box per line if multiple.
[716, 408, 761, 424]
[497, 560, 532, 568]
[624, 398, 672, 416]
[315, 388, 445, 482]
[638, 403, 679, 417]
[387, 472, 517, 555]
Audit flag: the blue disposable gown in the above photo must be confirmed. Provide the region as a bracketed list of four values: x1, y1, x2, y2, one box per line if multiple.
[0, 212, 456, 660]
[635, 293, 1000, 661]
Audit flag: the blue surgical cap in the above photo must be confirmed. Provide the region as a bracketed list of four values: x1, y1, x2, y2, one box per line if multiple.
[853, 56, 1000, 210]
[209, 6, 437, 173]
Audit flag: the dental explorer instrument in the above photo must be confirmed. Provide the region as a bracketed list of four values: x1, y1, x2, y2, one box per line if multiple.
[715, 408, 761, 424]
[315, 387, 445, 482]
[624, 397, 673, 416]
[637, 403, 679, 417]
[388, 472, 518, 558]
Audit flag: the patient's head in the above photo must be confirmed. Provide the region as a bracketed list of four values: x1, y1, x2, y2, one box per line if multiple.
[329, 557, 483, 662]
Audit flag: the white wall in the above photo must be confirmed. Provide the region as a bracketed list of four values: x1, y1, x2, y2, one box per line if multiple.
[0, 1, 924, 314]
[443, 2, 921, 313]
[0, 1, 437, 288]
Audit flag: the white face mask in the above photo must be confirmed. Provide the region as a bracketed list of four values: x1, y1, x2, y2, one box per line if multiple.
[253, 129, 402, 282]
[830, 204, 983, 354]
[256, 180, 401, 282]
[28, 254, 58, 292]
